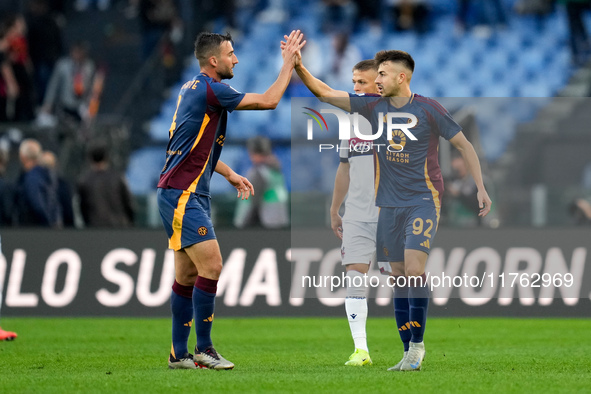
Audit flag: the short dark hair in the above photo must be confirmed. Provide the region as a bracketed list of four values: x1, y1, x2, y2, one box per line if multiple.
[374, 50, 415, 73]
[194, 32, 233, 66]
[247, 136, 272, 156]
[353, 59, 377, 72]
[88, 143, 108, 163]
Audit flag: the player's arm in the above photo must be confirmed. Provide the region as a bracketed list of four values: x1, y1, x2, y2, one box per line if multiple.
[449, 132, 492, 217]
[215, 160, 255, 200]
[330, 162, 350, 239]
[294, 63, 351, 112]
[235, 30, 306, 110]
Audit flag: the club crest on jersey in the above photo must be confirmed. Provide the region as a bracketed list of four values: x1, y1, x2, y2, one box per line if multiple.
[349, 138, 372, 153]
[198, 226, 208, 236]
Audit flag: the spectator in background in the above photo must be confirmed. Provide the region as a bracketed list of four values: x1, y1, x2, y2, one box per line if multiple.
[74, 0, 111, 12]
[0, 142, 14, 226]
[0, 28, 20, 122]
[389, 0, 431, 34]
[320, 0, 358, 34]
[234, 136, 289, 229]
[570, 198, 591, 225]
[2, 14, 35, 121]
[561, 0, 591, 66]
[41, 150, 74, 227]
[26, 0, 63, 106]
[445, 154, 482, 226]
[78, 143, 134, 227]
[353, 0, 381, 31]
[0, 0, 25, 16]
[138, 0, 179, 60]
[325, 32, 362, 88]
[15, 138, 61, 227]
[457, 0, 507, 35]
[41, 41, 95, 123]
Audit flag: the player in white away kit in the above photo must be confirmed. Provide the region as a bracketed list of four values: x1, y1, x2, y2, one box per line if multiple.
[329, 60, 380, 366]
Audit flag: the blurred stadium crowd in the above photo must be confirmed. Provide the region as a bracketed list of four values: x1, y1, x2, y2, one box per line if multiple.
[1, 0, 591, 228]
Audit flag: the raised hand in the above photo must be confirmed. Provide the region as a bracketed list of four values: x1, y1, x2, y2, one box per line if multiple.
[280, 30, 306, 67]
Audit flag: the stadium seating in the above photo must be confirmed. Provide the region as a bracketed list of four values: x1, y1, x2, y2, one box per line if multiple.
[131, 4, 581, 194]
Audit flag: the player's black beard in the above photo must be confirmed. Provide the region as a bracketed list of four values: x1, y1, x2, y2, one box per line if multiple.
[219, 70, 234, 80]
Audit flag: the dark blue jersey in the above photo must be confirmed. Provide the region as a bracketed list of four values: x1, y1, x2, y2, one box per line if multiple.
[350, 93, 461, 208]
[157, 73, 245, 195]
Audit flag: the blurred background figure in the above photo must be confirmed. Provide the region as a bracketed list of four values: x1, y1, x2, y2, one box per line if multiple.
[15, 138, 61, 227]
[0, 28, 20, 122]
[0, 141, 14, 226]
[325, 32, 362, 88]
[569, 198, 591, 225]
[445, 154, 484, 227]
[457, 0, 507, 35]
[138, 0, 180, 61]
[234, 136, 289, 229]
[77, 142, 134, 227]
[1, 14, 35, 121]
[320, 0, 358, 34]
[74, 0, 111, 12]
[561, 0, 591, 66]
[41, 41, 95, 124]
[389, 0, 431, 33]
[41, 150, 74, 227]
[25, 0, 64, 106]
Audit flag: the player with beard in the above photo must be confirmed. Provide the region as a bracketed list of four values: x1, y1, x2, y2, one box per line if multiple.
[158, 30, 305, 370]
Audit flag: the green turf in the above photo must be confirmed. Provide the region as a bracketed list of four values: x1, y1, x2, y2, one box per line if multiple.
[0, 317, 590, 393]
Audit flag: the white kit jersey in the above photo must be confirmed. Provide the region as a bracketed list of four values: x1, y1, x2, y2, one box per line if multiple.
[339, 114, 379, 223]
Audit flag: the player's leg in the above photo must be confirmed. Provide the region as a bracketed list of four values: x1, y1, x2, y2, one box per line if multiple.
[400, 249, 429, 371]
[184, 239, 222, 351]
[184, 239, 234, 370]
[377, 207, 411, 371]
[157, 188, 196, 368]
[399, 205, 438, 371]
[344, 263, 371, 366]
[387, 261, 410, 371]
[168, 250, 198, 369]
[341, 221, 374, 366]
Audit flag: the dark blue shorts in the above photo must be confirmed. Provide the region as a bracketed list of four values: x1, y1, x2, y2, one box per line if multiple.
[157, 188, 216, 250]
[376, 204, 440, 263]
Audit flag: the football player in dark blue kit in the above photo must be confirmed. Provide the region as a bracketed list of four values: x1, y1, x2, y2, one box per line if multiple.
[159, 30, 305, 370]
[293, 47, 491, 372]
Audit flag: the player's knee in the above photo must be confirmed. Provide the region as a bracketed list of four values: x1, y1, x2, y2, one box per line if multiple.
[346, 270, 368, 298]
[176, 271, 197, 286]
[206, 260, 223, 279]
[390, 263, 405, 277]
[345, 263, 369, 274]
[405, 266, 424, 278]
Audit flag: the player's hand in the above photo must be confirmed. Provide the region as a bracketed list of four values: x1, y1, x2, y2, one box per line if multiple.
[225, 172, 255, 200]
[280, 41, 302, 67]
[330, 212, 343, 240]
[280, 30, 306, 67]
[280, 42, 303, 68]
[477, 190, 492, 217]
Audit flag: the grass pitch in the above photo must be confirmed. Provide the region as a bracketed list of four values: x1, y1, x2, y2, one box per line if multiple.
[0, 317, 590, 393]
